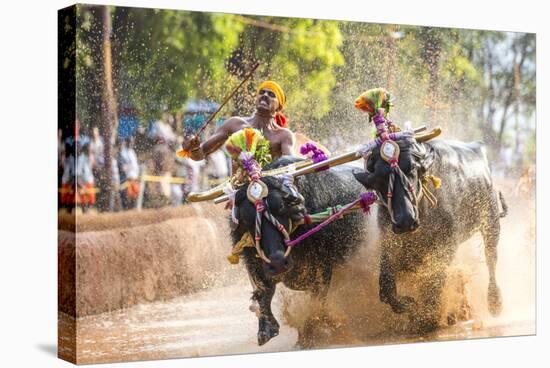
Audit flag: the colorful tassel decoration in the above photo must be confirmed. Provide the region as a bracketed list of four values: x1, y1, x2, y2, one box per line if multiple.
[355, 88, 393, 121]
[225, 128, 272, 170]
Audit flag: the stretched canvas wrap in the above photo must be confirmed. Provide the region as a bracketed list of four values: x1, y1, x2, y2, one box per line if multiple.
[58, 3, 536, 365]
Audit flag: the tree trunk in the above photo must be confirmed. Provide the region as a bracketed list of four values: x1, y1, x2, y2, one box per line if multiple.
[496, 36, 528, 153]
[98, 5, 119, 211]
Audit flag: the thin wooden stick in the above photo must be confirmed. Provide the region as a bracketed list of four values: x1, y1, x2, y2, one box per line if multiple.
[196, 62, 260, 137]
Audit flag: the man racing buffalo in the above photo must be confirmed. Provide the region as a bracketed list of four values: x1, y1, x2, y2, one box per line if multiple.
[181, 80, 295, 163]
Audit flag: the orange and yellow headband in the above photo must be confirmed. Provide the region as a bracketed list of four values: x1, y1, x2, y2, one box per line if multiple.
[257, 81, 285, 107]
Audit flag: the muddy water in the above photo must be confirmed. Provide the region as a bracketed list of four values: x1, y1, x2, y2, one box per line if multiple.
[59, 283, 299, 364]
[60, 184, 535, 365]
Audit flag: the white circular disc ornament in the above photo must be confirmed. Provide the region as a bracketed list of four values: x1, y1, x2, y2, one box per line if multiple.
[247, 180, 269, 203]
[380, 140, 400, 163]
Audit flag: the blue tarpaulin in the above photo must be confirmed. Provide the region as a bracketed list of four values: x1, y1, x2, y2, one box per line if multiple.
[118, 115, 139, 139]
[183, 99, 224, 134]
[184, 99, 220, 114]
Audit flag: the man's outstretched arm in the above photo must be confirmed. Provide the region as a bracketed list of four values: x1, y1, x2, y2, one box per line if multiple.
[183, 118, 243, 160]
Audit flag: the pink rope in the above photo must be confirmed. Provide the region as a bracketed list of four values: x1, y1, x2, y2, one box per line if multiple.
[285, 192, 376, 248]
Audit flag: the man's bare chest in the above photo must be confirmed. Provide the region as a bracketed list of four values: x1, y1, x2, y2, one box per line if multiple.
[238, 120, 282, 148]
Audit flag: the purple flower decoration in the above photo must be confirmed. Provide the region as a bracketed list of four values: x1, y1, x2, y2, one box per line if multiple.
[373, 112, 386, 126]
[359, 191, 377, 214]
[300, 142, 328, 172]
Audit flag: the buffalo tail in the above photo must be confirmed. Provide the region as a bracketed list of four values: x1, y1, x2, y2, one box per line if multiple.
[499, 191, 508, 218]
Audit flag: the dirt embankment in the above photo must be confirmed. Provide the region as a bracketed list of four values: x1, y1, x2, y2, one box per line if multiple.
[58, 203, 232, 317]
[58, 202, 222, 232]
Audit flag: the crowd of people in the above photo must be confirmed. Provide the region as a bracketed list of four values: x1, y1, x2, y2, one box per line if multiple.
[58, 115, 231, 213]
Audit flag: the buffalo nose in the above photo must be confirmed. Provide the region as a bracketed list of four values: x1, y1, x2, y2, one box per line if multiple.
[265, 251, 291, 276]
[393, 218, 419, 234]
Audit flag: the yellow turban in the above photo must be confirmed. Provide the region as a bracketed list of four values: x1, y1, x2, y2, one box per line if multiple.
[257, 80, 286, 107]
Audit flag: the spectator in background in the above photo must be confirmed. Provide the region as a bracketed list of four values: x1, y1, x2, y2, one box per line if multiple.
[90, 126, 110, 211]
[204, 149, 229, 188]
[110, 143, 122, 212]
[90, 126, 105, 167]
[174, 135, 205, 203]
[76, 139, 96, 213]
[58, 129, 65, 207]
[184, 156, 205, 193]
[60, 136, 76, 212]
[117, 137, 140, 210]
[142, 118, 177, 208]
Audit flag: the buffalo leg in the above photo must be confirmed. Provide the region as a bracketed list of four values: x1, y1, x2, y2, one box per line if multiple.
[411, 267, 447, 333]
[379, 249, 416, 313]
[243, 254, 280, 346]
[481, 218, 503, 316]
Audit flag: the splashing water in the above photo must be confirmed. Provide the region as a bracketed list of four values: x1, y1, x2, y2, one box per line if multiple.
[60, 177, 534, 364]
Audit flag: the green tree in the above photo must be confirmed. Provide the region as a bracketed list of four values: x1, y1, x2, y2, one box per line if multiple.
[225, 15, 344, 134]
[470, 31, 535, 160]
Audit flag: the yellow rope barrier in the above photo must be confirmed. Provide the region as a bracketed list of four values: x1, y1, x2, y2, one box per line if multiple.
[58, 176, 228, 194]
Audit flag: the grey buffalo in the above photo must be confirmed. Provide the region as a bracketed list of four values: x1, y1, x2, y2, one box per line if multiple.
[354, 138, 507, 332]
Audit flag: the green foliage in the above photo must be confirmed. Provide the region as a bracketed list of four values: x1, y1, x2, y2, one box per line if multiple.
[76, 7, 343, 128]
[74, 5, 535, 171]
[75, 6, 244, 124]
[111, 8, 244, 120]
[225, 16, 344, 132]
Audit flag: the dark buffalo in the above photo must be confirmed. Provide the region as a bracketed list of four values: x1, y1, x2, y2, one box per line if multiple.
[353, 138, 507, 332]
[232, 156, 366, 345]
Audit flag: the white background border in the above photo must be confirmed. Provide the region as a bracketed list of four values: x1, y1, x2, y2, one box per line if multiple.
[0, 0, 546, 367]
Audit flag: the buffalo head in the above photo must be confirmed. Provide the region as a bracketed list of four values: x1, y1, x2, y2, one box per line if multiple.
[353, 138, 434, 234]
[234, 176, 305, 276]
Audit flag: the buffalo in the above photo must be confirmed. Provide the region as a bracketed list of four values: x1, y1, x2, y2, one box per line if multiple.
[232, 156, 367, 345]
[353, 138, 507, 332]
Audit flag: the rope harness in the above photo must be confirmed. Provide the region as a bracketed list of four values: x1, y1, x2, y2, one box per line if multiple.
[227, 152, 297, 264]
[382, 155, 419, 224]
[361, 111, 442, 226]
[253, 199, 291, 263]
[420, 174, 442, 208]
[227, 191, 377, 264]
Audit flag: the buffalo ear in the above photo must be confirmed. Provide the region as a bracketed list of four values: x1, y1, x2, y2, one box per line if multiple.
[353, 170, 375, 188]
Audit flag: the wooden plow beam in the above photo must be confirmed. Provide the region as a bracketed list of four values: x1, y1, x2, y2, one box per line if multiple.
[188, 125, 440, 204]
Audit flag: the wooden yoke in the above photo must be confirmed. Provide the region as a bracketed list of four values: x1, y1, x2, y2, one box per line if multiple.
[204, 125, 441, 204]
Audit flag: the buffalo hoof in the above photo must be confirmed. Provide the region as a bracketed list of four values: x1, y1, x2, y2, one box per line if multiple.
[409, 307, 440, 334]
[257, 316, 280, 346]
[388, 296, 417, 314]
[412, 315, 439, 334]
[488, 283, 502, 316]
